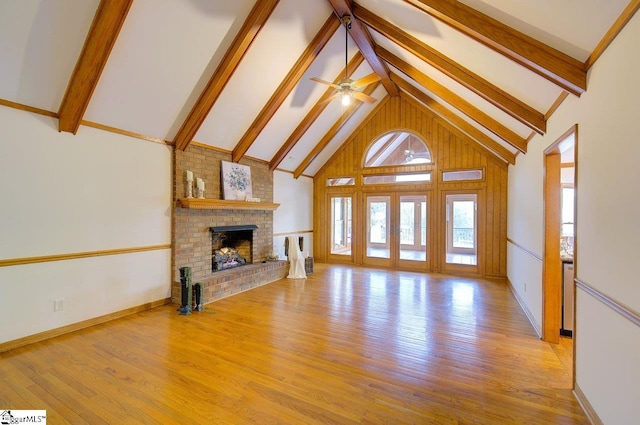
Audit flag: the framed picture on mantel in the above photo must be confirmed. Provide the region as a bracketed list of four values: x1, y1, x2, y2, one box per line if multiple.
[221, 160, 253, 201]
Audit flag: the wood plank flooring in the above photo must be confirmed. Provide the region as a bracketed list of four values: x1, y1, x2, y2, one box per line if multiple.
[0, 264, 588, 424]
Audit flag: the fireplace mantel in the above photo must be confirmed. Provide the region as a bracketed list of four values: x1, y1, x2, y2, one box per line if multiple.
[178, 198, 279, 211]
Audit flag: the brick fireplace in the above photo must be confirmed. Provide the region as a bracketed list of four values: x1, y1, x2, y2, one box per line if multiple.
[172, 145, 287, 305]
[210, 224, 257, 271]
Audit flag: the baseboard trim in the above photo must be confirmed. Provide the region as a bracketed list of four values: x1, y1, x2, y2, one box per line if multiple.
[574, 383, 603, 425]
[0, 297, 172, 353]
[507, 277, 542, 338]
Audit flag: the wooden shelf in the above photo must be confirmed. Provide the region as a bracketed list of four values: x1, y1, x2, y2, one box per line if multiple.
[177, 198, 279, 211]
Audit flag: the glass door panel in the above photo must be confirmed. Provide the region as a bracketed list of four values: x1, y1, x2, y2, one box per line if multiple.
[330, 196, 352, 256]
[446, 194, 477, 265]
[399, 195, 427, 262]
[366, 196, 391, 260]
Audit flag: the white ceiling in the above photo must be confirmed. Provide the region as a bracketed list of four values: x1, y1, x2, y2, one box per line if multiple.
[0, 0, 634, 175]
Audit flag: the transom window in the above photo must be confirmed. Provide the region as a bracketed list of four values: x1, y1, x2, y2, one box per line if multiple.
[327, 177, 355, 186]
[442, 169, 483, 182]
[363, 173, 431, 184]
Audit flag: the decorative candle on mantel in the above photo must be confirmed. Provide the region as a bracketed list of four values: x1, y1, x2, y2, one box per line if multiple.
[196, 178, 205, 199]
[185, 170, 194, 198]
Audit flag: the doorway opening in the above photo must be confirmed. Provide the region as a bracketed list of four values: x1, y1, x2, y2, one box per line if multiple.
[543, 125, 577, 382]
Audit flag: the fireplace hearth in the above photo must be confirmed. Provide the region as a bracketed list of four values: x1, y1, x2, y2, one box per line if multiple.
[210, 225, 257, 272]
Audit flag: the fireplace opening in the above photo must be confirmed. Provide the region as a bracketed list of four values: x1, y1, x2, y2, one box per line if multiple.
[210, 225, 257, 272]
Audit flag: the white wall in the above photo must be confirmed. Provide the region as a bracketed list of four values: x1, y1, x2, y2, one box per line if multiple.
[506, 243, 543, 335]
[507, 12, 640, 424]
[0, 106, 172, 344]
[273, 170, 313, 260]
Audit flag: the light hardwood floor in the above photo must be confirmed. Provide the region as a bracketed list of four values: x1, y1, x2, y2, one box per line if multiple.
[0, 264, 588, 424]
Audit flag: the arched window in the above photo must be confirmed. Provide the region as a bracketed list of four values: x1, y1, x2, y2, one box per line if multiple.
[364, 131, 431, 167]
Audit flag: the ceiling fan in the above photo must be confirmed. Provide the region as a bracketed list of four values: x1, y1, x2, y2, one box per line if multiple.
[404, 149, 431, 163]
[310, 15, 380, 106]
[404, 138, 431, 163]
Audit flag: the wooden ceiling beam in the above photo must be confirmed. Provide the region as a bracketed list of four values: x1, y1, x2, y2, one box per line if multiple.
[394, 76, 515, 165]
[293, 82, 381, 178]
[174, 0, 280, 151]
[232, 15, 340, 163]
[269, 52, 365, 171]
[326, 0, 398, 96]
[401, 0, 586, 96]
[58, 0, 133, 134]
[353, 3, 546, 135]
[378, 47, 527, 153]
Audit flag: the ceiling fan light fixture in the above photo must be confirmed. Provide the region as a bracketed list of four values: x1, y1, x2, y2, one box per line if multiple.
[341, 91, 352, 106]
[309, 14, 378, 106]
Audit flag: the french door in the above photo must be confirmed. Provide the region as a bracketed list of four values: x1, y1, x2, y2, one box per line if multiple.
[363, 192, 430, 271]
[443, 192, 480, 273]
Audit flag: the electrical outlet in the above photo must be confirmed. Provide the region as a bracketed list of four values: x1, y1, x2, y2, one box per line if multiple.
[54, 299, 64, 312]
[524, 282, 527, 292]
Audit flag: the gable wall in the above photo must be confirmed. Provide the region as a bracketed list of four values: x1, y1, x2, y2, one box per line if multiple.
[314, 94, 508, 277]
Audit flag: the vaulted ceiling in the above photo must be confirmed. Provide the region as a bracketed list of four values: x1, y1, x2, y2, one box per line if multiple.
[1, 0, 637, 176]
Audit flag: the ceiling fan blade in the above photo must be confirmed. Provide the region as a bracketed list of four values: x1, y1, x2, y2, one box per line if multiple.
[352, 73, 381, 89]
[310, 77, 341, 90]
[352, 91, 377, 104]
[319, 92, 341, 105]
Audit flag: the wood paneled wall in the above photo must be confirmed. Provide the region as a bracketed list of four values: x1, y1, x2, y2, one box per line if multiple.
[314, 94, 508, 277]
